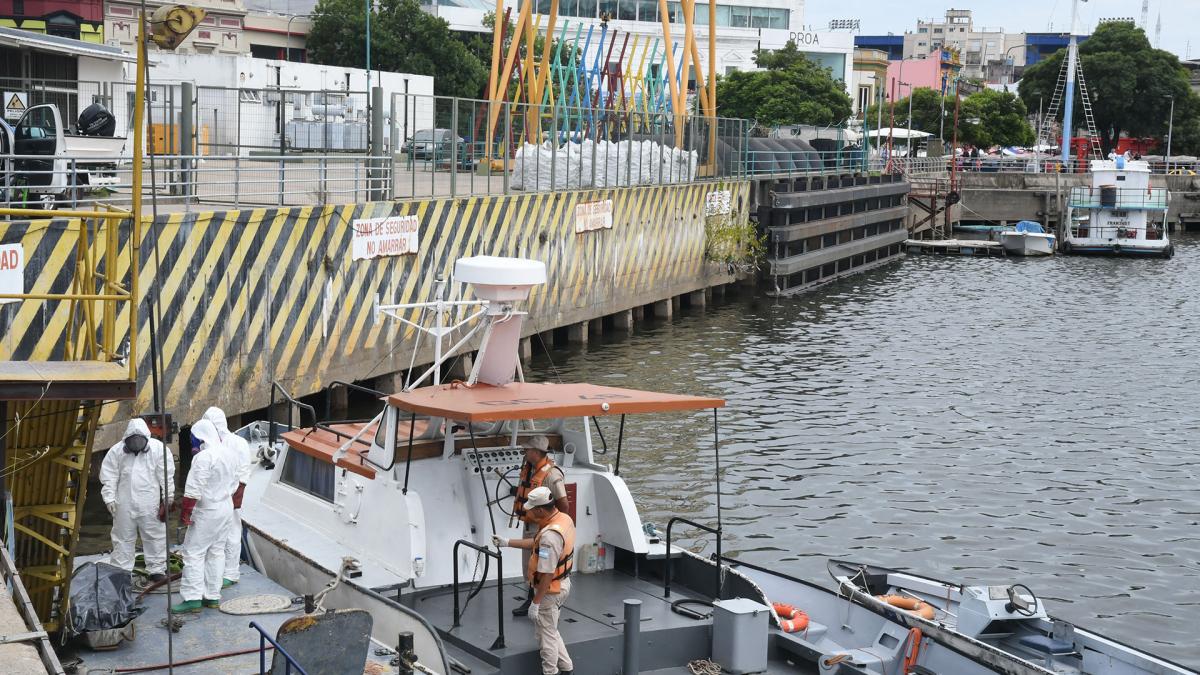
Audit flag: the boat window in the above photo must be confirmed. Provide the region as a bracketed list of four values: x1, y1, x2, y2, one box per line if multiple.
[280, 449, 334, 502]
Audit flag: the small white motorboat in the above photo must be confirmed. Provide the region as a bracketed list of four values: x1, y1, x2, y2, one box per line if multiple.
[1000, 221, 1056, 256]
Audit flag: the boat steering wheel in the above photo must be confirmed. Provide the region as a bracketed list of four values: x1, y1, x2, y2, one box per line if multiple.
[1006, 584, 1040, 617]
[491, 466, 522, 518]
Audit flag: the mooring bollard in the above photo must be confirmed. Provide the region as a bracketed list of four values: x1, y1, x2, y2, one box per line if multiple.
[623, 598, 642, 674]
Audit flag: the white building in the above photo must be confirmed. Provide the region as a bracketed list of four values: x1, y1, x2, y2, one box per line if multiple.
[902, 8, 1025, 82]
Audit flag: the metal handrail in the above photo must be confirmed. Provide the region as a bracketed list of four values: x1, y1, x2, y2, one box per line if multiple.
[268, 380, 317, 447]
[250, 620, 307, 675]
[664, 516, 722, 600]
[323, 380, 388, 420]
[451, 538, 506, 650]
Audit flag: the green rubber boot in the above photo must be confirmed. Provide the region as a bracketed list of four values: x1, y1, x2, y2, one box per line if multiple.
[170, 599, 202, 613]
[222, 578, 237, 589]
[202, 599, 221, 609]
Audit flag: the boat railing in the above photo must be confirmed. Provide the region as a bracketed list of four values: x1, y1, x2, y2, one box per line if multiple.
[250, 620, 309, 675]
[451, 539, 506, 650]
[1068, 186, 1169, 211]
[664, 517, 723, 600]
[1069, 223, 1168, 240]
[268, 380, 318, 448]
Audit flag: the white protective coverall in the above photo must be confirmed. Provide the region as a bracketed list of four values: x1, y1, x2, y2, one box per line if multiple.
[99, 419, 175, 575]
[202, 406, 254, 583]
[179, 419, 241, 602]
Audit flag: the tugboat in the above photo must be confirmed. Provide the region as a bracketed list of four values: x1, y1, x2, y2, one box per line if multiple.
[1062, 158, 1174, 258]
[232, 256, 1194, 674]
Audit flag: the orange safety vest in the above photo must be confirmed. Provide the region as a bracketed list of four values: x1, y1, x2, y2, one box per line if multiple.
[526, 510, 575, 594]
[514, 456, 562, 523]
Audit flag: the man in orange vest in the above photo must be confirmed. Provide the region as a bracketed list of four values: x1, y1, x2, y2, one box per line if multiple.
[510, 434, 569, 616]
[493, 486, 575, 675]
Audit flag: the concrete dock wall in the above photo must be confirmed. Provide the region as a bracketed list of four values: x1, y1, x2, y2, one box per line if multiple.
[0, 181, 751, 430]
[958, 172, 1200, 229]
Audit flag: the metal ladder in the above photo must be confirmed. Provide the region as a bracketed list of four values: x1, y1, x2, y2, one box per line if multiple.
[1075, 58, 1104, 159]
[1036, 55, 1103, 160]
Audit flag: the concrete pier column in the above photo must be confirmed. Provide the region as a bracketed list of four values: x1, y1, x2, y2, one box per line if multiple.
[447, 352, 474, 380]
[520, 337, 533, 361]
[611, 309, 634, 335]
[652, 299, 673, 320]
[567, 322, 589, 346]
[671, 295, 682, 315]
[328, 383, 349, 418]
[588, 318, 603, 336]
[711, 284, 725, 301]
[372, 371, 402, 395]
[632, 306, 645, 322]
[688, 290, 707, 310]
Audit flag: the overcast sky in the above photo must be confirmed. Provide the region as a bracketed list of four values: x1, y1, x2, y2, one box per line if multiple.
[803, 0, 1197, 59]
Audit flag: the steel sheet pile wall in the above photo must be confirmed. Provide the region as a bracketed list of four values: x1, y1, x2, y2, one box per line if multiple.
[1, 182, 749, 429]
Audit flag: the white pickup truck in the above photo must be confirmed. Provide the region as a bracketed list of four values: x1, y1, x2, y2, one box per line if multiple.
[2, 103, 127, 206]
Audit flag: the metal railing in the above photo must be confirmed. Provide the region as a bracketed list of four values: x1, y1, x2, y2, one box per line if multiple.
[0, 153, 388, 210]
[250, 620, 307, 675]
[890, 156, 1200, 177]
[451, 539, 506, 650]
[663, 516, 722, 600]
[268, 381, 316, 448]
[1068, 186, 1170, 210]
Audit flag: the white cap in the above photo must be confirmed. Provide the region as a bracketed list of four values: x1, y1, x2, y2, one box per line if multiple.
[523, 486, 553, 510]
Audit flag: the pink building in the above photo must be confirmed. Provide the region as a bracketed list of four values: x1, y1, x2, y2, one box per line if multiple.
[885, 48, 963, 100]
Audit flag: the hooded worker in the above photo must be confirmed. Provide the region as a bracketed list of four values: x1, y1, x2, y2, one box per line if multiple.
[172, 418, 241, 613]
[99, 418, 174, 581]
[202, 406, 254, 587]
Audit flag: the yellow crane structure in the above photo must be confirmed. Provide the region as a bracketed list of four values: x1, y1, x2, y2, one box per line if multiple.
[0, 4, 202, 632]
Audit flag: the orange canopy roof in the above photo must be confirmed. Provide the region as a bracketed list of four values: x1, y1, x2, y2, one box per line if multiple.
[386, 382, 724, 422]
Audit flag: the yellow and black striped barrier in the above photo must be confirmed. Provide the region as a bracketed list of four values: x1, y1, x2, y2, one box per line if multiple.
[0, 181, 750, 429]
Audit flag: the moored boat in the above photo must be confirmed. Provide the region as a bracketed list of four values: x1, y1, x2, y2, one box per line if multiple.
[1062, 159, 1174, 258]
[1000, 221, 1056, 256]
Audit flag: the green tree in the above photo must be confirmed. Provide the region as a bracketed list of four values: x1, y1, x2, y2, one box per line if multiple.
[959, 90, 1035, 148]
[307, 0, 487, 99]
[1018, 21, 1193, 154]
[717, 41, 852, 127]
[864, 88, 951, 137]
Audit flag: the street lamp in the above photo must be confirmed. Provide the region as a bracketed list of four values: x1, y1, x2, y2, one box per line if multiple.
[900, 81, 914, 157]
[1001, 43, 1032, 86]
[1164, 94, 1175, 172]
[285, 13, 312, 62]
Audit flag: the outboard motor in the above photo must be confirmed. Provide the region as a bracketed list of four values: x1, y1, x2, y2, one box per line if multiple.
[78, 103, 116, 137]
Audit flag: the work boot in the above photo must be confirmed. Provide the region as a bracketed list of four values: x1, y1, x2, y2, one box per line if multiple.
[222, 578, 237, 589]
[512, 588, 533, 617]
[170, 600, 202, 613]
[202, 598, 221, 609]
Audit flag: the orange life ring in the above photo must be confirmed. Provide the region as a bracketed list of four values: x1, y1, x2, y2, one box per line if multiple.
[877, 595, 936, 620]
[772, 602, 810, 633]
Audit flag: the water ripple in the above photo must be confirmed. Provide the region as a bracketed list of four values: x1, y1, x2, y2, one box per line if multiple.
[529, 234, 1200, 668]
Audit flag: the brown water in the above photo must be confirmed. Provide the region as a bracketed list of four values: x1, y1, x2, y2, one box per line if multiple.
[80, 235, 1200, 667]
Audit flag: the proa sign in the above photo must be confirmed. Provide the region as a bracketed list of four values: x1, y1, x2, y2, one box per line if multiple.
[789, 31, 821, 45]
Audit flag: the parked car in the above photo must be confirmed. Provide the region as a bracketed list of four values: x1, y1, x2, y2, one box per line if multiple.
[402, 128, 472, 169]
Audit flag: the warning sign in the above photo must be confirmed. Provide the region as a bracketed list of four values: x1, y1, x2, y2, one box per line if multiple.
[0, 243, 24, 303]
[3, 92, 27, 121]
[351, 214, 420, 260]
[574, 199, 613, 234]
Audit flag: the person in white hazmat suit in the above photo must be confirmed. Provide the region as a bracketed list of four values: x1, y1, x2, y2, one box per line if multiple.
[99, 418, 174, 582]
[201, 406, 253, 587]
[171, 418, 240, 613]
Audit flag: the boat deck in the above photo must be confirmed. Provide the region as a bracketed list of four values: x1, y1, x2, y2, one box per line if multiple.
[63, 559, 395, 674]
[402, 568, 817, 674]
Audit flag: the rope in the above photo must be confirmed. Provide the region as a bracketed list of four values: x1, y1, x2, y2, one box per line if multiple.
[688, 659, 721, 675]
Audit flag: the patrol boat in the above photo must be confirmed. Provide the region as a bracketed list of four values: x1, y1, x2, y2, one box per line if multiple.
[1062, 158, 1174, 258]
[235, 256, 1194, 674]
